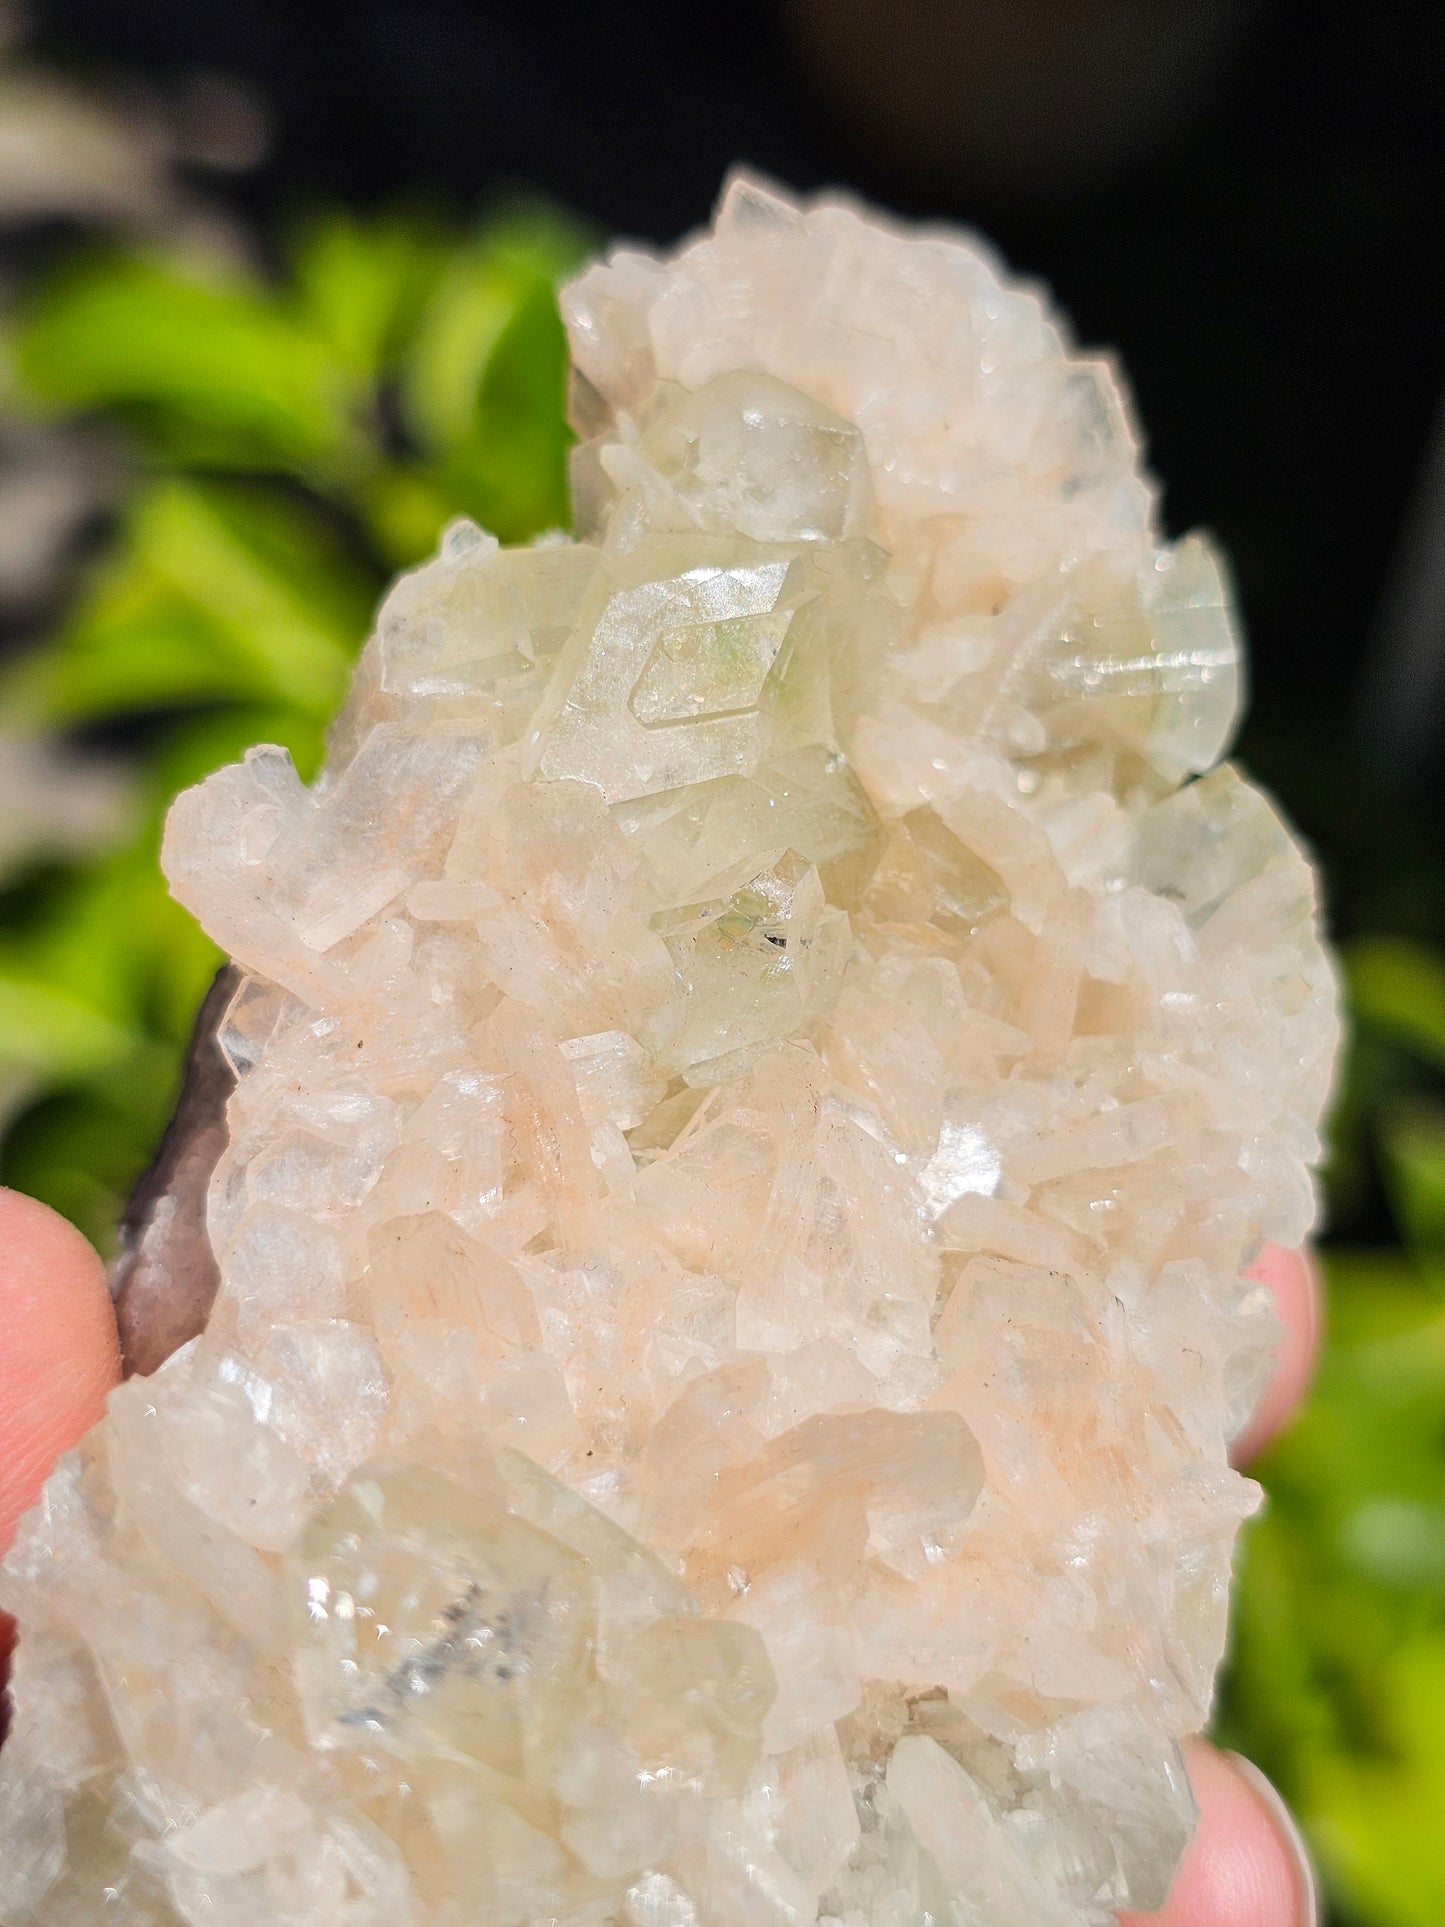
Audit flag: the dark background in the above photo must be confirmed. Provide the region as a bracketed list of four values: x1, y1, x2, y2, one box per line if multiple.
[29, 0, 1445, 932]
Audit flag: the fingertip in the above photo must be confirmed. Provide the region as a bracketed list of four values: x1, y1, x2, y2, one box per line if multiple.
[0, 1188, 120, 1554]
[1231, 1244, 1322, 1467]
[1117, 1739, 1316, 1927]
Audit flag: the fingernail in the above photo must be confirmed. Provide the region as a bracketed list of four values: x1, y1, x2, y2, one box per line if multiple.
[1227, 1752, 1319, 1926]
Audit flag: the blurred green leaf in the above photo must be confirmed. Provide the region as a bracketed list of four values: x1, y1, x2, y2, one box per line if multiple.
[0, 973, 135, 1078]
[1379, 1105, 1445, 1274]
[401, 208, 588, 449]
[1306, 1637, 1445, 1927]
[1218, 1240, 1445, 1925]
[288, 207, 450, 380]
[14, 255, 360, 472]
[403, 241, 549, 453]
[1347, 937, 1445, 1072]
[3, 575, 242, 724]
[446, 275, 575, 538]
[123, 482, 366, 715]
[2, 480, 369, 727]
[357, 463, 466, 568]
[398, 212, 588, 542]
[1324, 1247, 1445, 1345]
[0, 1044, 188, 1255]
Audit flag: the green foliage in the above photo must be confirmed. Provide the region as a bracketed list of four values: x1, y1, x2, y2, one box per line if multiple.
[12, 255, 360, 471]
[0, 199, 591, 1248]
[1348, 937, 1445, 1074]
[1215, 940, 1445, 1926]
[5, 482, 369, 728]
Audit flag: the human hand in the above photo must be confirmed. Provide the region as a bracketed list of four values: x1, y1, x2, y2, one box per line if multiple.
[0, 1187, 1319, 1923]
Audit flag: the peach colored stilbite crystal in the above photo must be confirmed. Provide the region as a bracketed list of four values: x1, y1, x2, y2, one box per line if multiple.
[0, 175, 1339, 1926]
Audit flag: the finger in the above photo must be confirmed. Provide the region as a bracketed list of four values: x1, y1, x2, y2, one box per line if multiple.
[1231, 1244, 1322, 1467]
[1117, 1738, 1316, 1927]
[0, 1188, 119, 1556]
[0, 1188, 120, 1713]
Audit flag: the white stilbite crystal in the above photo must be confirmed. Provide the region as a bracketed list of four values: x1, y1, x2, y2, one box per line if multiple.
[0, 175, 1340, 1925]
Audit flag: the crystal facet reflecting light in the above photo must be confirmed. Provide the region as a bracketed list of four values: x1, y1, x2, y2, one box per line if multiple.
[0, 175, 1340, 1926]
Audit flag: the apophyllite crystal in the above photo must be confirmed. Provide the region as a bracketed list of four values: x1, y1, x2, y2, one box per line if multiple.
[0, 175, 1339, 1926]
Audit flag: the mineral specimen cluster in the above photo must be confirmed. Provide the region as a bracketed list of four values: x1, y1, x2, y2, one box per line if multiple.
[0, 177, 1339, 1925]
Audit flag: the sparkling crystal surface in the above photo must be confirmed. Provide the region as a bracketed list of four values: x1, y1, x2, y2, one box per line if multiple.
[0, 175, 1340, 1926]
